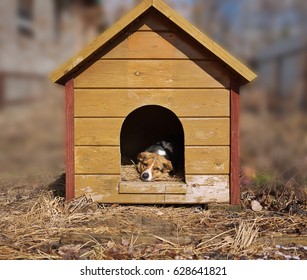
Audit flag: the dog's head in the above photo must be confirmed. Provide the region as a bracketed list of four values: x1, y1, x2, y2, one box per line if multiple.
[137, 152, 173, 182]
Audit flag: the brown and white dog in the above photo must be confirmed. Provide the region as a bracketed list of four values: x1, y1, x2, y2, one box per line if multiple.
[137, 141, 173, 182]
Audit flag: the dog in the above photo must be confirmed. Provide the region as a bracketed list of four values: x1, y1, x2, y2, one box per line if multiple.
[137, 141, 174, 182]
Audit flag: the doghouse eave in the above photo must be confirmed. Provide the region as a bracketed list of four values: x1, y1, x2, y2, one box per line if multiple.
[50, 0, 256, 86]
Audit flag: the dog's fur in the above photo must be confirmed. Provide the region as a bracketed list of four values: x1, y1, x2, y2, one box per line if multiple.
[137, 141, 173, 182]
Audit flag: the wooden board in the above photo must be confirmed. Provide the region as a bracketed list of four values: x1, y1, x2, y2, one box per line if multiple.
[74, 146, 120, 174]
[74, 117, 229, 146]
[119, 182, 186, 194]
[185, 146, 229, 174]
[181, 118, 230, 146]
[74, 89, 230, 117]
[103, 31, 214, 60]
[166, 175, 229, 203]
[75, 175, 165, 203]
[73, 60, 230, 89]
[75, 118, 123, 146]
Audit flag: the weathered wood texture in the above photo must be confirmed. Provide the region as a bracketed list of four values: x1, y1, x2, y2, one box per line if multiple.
[119, 182, 187, 194]
[74, 60, 230, 89]
[65, 80, 75, 201]
[75, 118, 229, 146]
[74, 118, 123, 146]
[185, 147, 229, 175]
[75, 147, 120, 174]
[74, 89, 230, 117]
[181, 118, 229, 146]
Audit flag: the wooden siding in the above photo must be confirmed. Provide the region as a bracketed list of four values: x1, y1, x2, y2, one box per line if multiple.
[74, 89, 230, 118]
[75, 118, 229, 146]
[73, 17, 231, 204]
[181, 118, 229, 146]
[75, 147, 120, 174]
[74, 60, 230, 89]
[185, 147, 229, 175]
[75, 118, 123, 146]
[103, 31, 213, 60]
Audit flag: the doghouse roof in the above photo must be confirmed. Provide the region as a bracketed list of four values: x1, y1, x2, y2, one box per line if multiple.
[50, 0, 256, 85]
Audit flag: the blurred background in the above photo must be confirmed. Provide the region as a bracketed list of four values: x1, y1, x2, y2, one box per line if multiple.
[0, 0, 306, 190]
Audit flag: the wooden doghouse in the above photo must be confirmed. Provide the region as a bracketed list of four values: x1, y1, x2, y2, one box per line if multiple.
[50, 0, 256, 205]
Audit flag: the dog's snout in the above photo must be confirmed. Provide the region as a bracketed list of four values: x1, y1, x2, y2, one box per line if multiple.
[141, 172, 150, 180]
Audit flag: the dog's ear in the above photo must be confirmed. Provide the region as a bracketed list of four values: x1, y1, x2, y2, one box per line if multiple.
[163, 159, 173, 173]
[137, 152, 150, 163]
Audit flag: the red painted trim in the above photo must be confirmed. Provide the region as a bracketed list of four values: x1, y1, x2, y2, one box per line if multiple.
[65, 79, 75, 201]
[230, 77, 240, 205]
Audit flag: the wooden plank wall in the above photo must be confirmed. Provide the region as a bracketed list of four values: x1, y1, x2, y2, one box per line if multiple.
[73, 11, 231, 204]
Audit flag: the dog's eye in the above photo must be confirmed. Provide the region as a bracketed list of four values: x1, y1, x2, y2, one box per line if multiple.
[154, 167, 160, 171]
[143, 163, 149, 167]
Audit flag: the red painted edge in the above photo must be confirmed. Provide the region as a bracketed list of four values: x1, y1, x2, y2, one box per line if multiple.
[230, 77, 240, 205]
[65, 79, 75, 201]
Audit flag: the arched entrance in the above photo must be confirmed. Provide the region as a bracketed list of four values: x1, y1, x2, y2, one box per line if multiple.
[120, 105, 185, 181]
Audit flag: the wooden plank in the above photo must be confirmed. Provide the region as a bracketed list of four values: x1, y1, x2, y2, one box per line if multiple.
[73, 60, 230, 89]
[65, 80, 75, 201]
[166, 175, 229, 203]
[119, 182, 186, 194]
[181, 118, 230, 146]
[102, 31, 214, 60]
[186, 175, 229, 187]
[230, 78, 240, 205]
[75, 175, 119, 200]
[74, 117, 230, 146]
[185, 146, 230, 174]
[75, 147, 120, 174]
[74, 89, 230, 117]
[75, 175, 165, 203]
[75, 118, 123, 146]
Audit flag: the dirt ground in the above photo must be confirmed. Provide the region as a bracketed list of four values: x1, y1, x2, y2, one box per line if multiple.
[0, 92, 306, 260]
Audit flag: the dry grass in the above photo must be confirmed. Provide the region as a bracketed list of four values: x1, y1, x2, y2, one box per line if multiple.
[0, 186, 306, 260]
